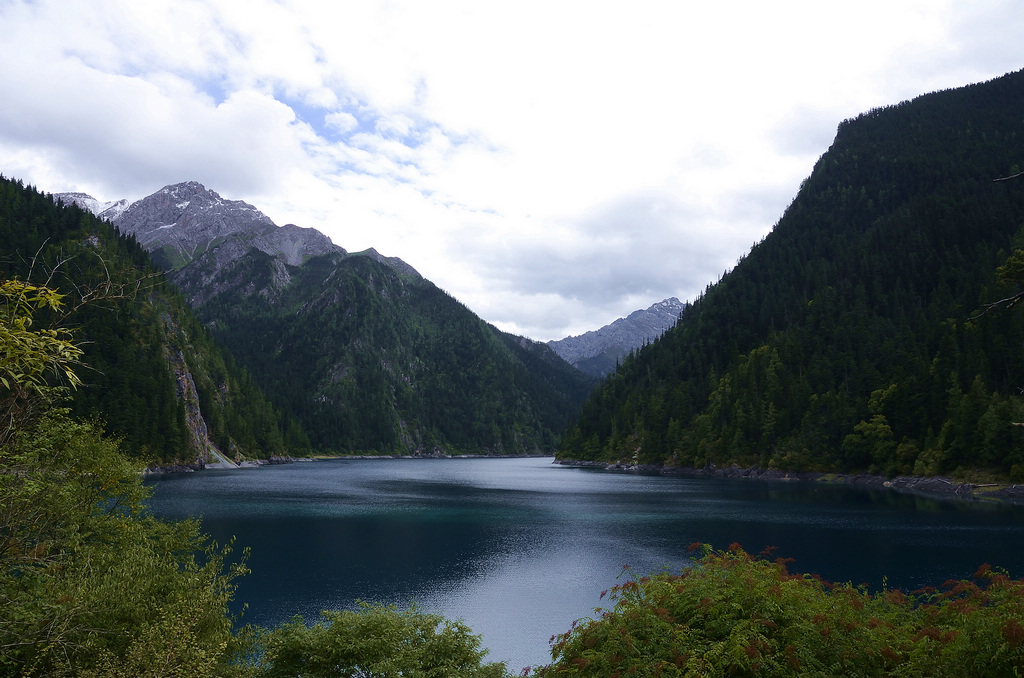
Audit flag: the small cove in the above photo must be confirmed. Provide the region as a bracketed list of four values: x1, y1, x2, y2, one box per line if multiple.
[146, 457, 1024, 673]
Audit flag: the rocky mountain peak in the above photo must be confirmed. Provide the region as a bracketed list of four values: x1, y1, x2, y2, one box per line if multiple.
[548, 297, 686, 377]
[58, 180, 420, 281]
[52, 191, 131, 222]
[114, 181, 275, 256]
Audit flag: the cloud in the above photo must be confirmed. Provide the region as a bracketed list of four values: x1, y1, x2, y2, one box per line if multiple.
[2, 0, 1023, 342]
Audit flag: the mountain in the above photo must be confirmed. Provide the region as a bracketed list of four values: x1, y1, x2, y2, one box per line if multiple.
[548, 297, 686, 376]
[57, 181, 341, 271]
[64, 181, 595, 456]
[559, 69, 1024, 480]
[53, 191, 131, 222]
[2, 177, 303, 465]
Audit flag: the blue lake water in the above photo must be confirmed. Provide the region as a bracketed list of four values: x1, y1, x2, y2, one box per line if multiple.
[146, 457, 1024, 673]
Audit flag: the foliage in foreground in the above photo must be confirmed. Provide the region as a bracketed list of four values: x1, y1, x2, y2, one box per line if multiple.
[0, 409, 249, 677]
[254, 603, 508, 678]
[537, 545, 1024, 678]
[1, 278, 246, 676]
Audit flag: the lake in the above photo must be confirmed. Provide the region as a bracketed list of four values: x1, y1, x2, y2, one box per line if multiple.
[146, 457, 1024, 673]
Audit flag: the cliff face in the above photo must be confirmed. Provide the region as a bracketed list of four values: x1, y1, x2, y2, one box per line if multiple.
[548, 297, 686, 376]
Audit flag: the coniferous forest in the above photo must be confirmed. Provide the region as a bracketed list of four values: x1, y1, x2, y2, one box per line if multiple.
[180, 248, 596, 456]
[559, 69, 1024, 480]
[0, 178, 301, 464]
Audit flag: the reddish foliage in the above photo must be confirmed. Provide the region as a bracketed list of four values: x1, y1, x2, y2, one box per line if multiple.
[785, 645, 801, 669]
[883, 590, 908, 606]
[912, 627, 942, 643]
[1003, 619, 1024, 647]
[940, 630, 961, 645]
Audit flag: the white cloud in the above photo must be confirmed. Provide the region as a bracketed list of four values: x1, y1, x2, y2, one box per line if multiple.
[1, 0, 1022, 340]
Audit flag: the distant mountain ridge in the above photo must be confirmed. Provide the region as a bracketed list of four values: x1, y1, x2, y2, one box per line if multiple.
[57, 182, 416, 273]
[57, 182, 423, 307]
[57, 181, 595, 456]
[548, 297, 685, 376]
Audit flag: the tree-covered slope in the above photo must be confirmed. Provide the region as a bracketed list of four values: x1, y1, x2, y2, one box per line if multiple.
[559, 69, 1024, 478]
[176, 244, 595, 455]
[0, 176, 303, 463]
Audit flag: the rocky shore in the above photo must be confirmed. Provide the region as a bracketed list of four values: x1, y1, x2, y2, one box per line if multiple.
[553, 459, 1024, 505]
[143, 455, 306, 475]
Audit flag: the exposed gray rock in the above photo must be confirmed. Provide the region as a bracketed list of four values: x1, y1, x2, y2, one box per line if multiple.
[255, 223, 337, 266]
[56, 181, 420, 281]
[112, 181, 276, 268]
[548, 297, 686, 376]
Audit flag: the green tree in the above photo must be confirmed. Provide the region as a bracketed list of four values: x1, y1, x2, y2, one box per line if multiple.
[253, 603, 509, 678]
[0, 411, 249, 677]
[0, 277, 82, 445]
[0, 280, 248, 676]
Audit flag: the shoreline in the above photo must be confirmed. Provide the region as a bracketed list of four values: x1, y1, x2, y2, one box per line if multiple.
[553, 459, 1024, 505]
[143, 452, 553, 475]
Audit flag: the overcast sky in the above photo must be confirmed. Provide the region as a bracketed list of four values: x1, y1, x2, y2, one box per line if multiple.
[1, 1, 1022, 341]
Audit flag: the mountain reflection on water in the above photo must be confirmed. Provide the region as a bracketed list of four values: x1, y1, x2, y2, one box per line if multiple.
[146, 457, 1024, 673]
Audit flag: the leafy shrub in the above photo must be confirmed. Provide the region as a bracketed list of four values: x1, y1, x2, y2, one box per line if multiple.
[253, 602, 508, 678]
[536, 544, 1024, 677]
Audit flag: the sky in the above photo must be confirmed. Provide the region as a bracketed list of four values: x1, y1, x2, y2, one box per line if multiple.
[1, 1, 1022, 341]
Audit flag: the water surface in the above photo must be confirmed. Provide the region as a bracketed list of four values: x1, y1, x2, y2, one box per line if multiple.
[147, 457, 1024, 672]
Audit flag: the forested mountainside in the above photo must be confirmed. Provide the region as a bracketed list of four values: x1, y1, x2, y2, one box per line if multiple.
[0, 176, 304, 463]
[61, 180, 595, 456]
[174, 244, 595, 455]
[560, 69, 1024, 479]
